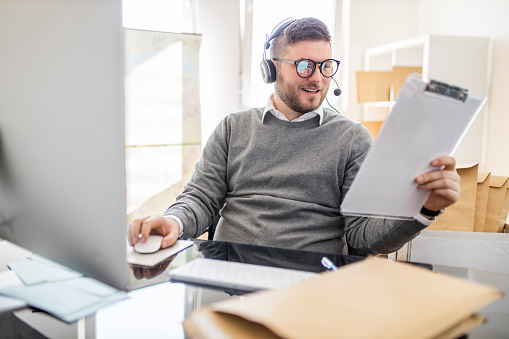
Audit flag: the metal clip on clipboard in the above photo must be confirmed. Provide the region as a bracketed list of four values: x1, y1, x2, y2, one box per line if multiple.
[425, 80, 469, 103]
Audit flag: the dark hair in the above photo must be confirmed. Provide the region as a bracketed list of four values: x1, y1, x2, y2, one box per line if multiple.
[270, 17, 331, 58]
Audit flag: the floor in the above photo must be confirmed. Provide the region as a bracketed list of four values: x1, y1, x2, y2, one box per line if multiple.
[0, 311, 47, 339]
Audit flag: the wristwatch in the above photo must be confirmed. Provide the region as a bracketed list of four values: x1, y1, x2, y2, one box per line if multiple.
[420, 206, 444, 217]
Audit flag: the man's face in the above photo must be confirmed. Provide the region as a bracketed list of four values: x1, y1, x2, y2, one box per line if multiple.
[273, 40, 332, 115]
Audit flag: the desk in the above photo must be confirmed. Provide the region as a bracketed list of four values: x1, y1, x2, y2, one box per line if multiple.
[1, 240, 508, 338]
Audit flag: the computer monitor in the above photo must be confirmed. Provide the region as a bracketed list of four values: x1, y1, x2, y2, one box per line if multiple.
[0, 0, 129, 290]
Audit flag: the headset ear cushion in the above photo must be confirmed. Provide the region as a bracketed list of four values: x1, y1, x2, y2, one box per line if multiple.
[260, 59, 277, 84]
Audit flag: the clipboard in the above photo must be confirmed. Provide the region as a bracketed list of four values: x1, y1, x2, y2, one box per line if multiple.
[340, 73, 487, 219]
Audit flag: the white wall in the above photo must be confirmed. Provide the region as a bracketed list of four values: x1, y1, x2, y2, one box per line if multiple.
[416, 0, 509, 175]
[347, 0, 509, 175]
[197, 0, 241, 145]
[344, 0, 420, 120]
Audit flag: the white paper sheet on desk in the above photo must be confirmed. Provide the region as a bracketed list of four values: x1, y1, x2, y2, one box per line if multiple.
[59, 276, 120, 297]
[1, 255, 127, 322]
[127, 239, 194, 267]
[0, 295, 26, 312]
[0, 271, 26, 312]
[29, 253, 79, 271]
[340, 74, 487, 219]
[0, 277, 126, 322]
[8, 259, 82, 285]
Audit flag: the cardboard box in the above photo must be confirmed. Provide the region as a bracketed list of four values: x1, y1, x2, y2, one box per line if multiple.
[360, 120, 384, 139]
[183, 259, 502, 339]
[428, 164, 478, 232]
[485, 175, 509, 233]
[474, 172, 491, 232]
[356, 71, 391, 102]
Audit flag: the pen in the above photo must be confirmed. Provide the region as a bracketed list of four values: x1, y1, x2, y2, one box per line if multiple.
[321, 256, 338, 271]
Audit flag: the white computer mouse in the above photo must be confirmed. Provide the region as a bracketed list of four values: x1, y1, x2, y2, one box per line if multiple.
[134, 235, 163, 254]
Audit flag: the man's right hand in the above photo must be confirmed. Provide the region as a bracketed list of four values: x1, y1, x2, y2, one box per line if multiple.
[128, 215, 180, 249]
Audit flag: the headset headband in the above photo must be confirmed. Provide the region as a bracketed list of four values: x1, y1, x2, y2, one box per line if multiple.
[263, 18, 298, 58]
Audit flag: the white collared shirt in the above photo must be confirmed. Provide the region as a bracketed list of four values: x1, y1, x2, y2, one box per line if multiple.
[262, 94, 324, 125]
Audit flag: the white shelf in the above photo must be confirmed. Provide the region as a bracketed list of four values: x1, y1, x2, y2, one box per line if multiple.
[363, 35, 491, 165]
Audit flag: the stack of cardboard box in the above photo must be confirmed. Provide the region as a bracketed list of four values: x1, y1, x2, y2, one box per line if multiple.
[392, 164, 509, 276]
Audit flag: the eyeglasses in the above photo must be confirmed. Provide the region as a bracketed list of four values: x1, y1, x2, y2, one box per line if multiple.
[273, 58, 340, 78]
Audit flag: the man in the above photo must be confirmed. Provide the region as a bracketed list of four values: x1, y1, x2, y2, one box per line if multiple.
[128, 17, 460, 256]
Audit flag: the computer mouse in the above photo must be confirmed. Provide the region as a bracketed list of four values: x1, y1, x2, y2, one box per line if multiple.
[134, 235, 163, 254]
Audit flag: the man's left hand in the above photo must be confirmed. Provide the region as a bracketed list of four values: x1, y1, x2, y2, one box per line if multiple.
[415, 156, 461, 212]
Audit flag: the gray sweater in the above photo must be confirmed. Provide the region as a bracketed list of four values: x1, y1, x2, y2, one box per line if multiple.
[165, 108, 427, 255]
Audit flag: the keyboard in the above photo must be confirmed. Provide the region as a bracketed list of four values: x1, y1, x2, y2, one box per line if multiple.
[169, 258, 318, 292]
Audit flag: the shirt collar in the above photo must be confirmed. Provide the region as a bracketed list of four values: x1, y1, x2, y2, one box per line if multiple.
[262, 94, 324, 125]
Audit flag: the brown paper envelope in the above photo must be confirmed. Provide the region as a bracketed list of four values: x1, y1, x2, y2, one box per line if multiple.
[183, 310, 282, 339]
[392, 66, 422, 99]
[429, 164, 478, 232]
[360, 120, 384, 139]
[500, 188, 509, 232]
[475, 172, 491, 232]
[434, 314, 485, 339]
[184, 310, 485, 339]
[187, 259, 502, 339]
[485, 175, 509, 232]
[356, 71, 391, 102]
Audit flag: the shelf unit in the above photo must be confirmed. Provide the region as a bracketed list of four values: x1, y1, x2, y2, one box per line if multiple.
[362, 35, 491, 165]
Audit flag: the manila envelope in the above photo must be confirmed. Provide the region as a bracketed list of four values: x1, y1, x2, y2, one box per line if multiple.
[183, 259, 502, 339]
[356, 71, 391, 102]
[474, 172, 491, 232]
[428, 164, 478, 232]
[392, 66, 422, 99]
[502, 193, 509, 232]
[485, 175, 509, 233]
[360, 120, 384, 140]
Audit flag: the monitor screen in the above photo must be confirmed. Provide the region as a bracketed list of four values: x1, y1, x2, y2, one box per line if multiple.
[0, 0, 129, 290]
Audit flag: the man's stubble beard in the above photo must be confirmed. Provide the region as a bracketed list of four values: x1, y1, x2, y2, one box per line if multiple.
[274, 72, 329, 114]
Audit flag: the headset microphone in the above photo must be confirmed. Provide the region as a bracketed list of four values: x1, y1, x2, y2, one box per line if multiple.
[332, 77, 341, 96]
[326, 77, 342, 114]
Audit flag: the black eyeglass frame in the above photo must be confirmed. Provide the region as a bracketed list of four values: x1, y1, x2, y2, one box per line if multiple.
[272, 58, 340, 78]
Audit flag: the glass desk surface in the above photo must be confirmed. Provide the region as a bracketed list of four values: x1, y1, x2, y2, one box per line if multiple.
[126, 239, 368, 291]
[2, 240, 509, 339]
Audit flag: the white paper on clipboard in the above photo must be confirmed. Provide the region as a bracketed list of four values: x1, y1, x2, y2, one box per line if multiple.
[340, 73, 487, 219]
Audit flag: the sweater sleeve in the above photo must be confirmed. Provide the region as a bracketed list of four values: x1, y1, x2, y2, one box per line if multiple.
[163, 117, 230, 239]
[341, 123, 427, 256]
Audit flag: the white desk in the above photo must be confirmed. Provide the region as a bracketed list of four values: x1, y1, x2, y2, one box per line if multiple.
[1, 240, 509, 339]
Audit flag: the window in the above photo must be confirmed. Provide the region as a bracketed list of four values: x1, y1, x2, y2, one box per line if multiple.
[123, 1, 201, 220]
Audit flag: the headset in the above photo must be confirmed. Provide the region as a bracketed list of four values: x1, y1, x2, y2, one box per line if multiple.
[259, 18, 342, 98]
[260, 18, 298, 84]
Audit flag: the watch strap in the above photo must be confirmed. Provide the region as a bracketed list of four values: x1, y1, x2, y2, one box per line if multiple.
[420, 206, 444, 217]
